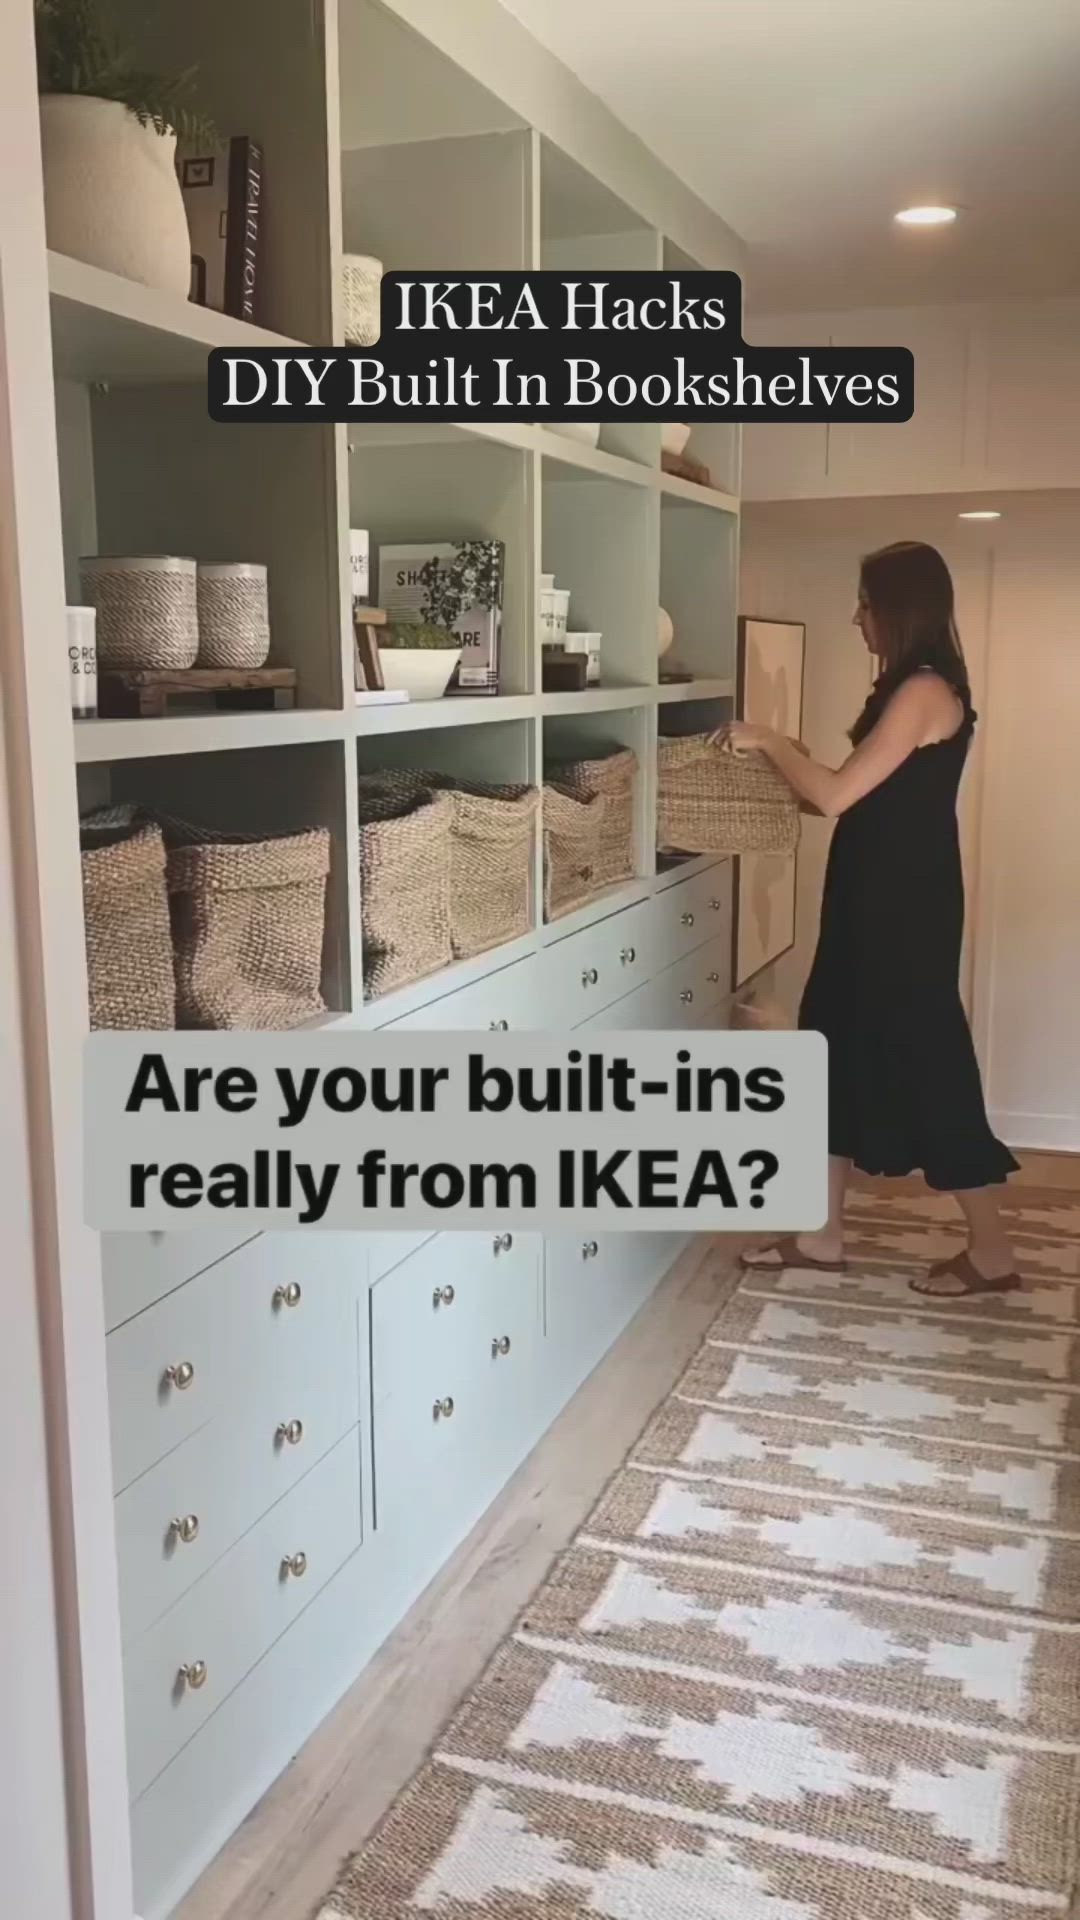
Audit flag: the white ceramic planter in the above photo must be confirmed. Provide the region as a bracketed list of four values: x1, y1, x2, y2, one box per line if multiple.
[39, 95, 191, 294]
[377, 646, 461, 700]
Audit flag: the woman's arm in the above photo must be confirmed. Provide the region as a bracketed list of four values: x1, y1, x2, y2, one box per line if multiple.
[718, 678, 947, 819]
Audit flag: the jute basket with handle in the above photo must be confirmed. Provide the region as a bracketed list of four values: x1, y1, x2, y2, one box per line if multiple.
[542, 782, 606, 920]
[357, 777, 454, 996]
[166, 824, 330, 1030]
[657, 733, 800, 856]
[550, 746, 637, 891]
[80, 807, 175, 1029]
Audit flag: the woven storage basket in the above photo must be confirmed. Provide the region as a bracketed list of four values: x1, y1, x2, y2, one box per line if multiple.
[542, 782, 606, 920]
[443, 779, 538, 958]
[357, 778, 454, 996]
[196, 563, 270, 668]
[551, 746, 636, 890]
[80, 808, 175, 1029]
[342, 253, 383, 346]
[657, 733, 800, 856]
[166, 826, 329, 1030]
[79, 555, 198, 669]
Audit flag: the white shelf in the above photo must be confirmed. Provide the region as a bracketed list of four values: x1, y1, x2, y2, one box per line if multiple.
[655, 677, 734, 703]
[354, 693, 535, 734]
[540, 685, 653, 716]
[537, 429, 655, 487]
[659, 470, 740, 514]
[48, 252, 303, 386]
[73, 708, 347, 763]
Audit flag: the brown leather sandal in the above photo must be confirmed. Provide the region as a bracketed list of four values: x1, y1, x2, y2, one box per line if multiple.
[740, 1234, 847, 1273]
[909, 1250, 1022, 1299]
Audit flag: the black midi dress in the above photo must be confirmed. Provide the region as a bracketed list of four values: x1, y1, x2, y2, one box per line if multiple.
[798, 676, 1018, 1192]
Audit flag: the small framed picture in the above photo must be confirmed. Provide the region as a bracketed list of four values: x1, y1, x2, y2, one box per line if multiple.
[353, 614, 385, 692]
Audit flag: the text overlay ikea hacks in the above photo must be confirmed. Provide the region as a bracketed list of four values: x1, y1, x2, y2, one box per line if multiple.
[85, 1031, 827, 1233]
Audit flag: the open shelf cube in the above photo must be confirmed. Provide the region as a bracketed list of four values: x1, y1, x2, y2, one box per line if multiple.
[659, 494, 738, 684]
[541, 466, 658, 692]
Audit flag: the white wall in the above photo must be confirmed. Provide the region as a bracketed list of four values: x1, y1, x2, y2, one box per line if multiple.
[739, 500, 1079, 1153]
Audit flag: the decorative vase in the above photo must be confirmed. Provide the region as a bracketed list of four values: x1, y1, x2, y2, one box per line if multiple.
[658, 606, 674, 657]
[39, 95, 191, 295]
[377, 646, 461, 700]
[661, 423, 692, 457]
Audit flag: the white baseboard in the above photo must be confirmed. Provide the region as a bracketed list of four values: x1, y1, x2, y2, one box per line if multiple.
[992, 1110, 1080, 1154]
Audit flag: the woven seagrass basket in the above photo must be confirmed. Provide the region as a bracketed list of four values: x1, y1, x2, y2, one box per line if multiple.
[357, 778, 454, 996]
[442, 779, 538, 959]
[542, 782, 606, 920]
[548, 746, 636, 891]
[80, 808, 175, 1029]
[166, 825, 329, 1030]
[657, 734, 800, 856]
[79, 554, 198, 669]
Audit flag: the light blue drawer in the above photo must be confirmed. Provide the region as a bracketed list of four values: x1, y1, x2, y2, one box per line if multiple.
[367, 1229, 437, 1282]
[543, 1231, 675, 1401]
[107, 1232, 365, 1493]
[102, 1229, 259, 1332]
[115, 1314, 360, 1644]
[537, 896, 659, 1025]
[370, 1229, 539, 1411]
[123, 1426, 361, 1800]
[650, 859, 732, 971]
[383, 954, 541, 1031]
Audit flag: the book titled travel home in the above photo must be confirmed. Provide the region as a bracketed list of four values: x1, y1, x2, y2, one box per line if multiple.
[179, 135, 263, 323]
[377, 540, 504, 693]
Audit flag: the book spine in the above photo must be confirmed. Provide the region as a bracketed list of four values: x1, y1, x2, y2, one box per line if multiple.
[224, 137, 263, 323]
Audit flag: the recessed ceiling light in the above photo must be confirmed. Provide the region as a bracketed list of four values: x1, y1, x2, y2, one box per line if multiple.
[894, 205, 958, 227]
[958, 510, 1001, 521]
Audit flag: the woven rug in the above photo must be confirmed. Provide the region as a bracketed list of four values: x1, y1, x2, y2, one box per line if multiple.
[318, 1184, 1080, 1920]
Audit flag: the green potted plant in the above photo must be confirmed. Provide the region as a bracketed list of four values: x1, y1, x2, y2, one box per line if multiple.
[377, 621, 462, 701]
[35, 0, 214, 295]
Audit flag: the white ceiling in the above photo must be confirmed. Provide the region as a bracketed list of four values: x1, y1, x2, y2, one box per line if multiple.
[500, 0, 1080, 312]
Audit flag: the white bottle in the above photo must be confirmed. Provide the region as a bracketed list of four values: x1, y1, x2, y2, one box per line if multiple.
[67, 605, 97, 717]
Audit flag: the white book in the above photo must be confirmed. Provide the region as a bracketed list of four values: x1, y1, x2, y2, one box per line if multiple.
[354, 688, 409, 705]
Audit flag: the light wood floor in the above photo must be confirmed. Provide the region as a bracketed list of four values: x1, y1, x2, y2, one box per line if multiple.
[176, 1151, 1077, 1920]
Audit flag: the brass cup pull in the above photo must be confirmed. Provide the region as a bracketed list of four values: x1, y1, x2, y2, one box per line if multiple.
[709, 898, 723, 911]
[491, 1334, 511, 1357]
[168, 1514, 200, 1546]
[433, 1396, 455, 1420]
[281, 1551, 308, 1580]
[582, 1240, 599, 1259]
[273, 1282, 302, 1310]
[163, 1360, 195, 1391]
[619, 946, 636, 964]
[489, 1018, 509, 1030]
[275, 1418, 304, 1447]
[493, 1231, 513, 1253]
[707, 970, 720, 984]
[581, 967, 599, 987]
[178, 1660, 207, 1692]
[432, 1283, 456, 1308]
[680, 988, 694, 1004]
[681, 911, 695, 927]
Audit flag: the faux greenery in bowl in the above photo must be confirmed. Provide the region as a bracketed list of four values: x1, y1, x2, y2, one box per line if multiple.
[35, 0, 214, 295]
[380, 621, 461, 650]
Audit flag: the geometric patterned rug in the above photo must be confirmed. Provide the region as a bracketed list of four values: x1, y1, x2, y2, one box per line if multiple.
[317, 1184, 1080, 1920]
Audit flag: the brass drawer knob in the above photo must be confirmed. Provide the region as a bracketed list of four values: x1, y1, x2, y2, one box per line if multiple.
[681, 911, 695, 927]
[493, 1231, 513, 1253]
[275, 1418, 304, 1447]
[432, 1283, 456, 1308]
[168, 1513, 200, 1546]
[162, 1360, 195, 1391]
[178, 1660, 207, 1692]
[708, 970, 720, 984]
[582, 1240, 598, 1259]
[272, 1281, 302, 1310]
[491, 1334, 511, 1357]
[709, 898, 723, 911]
[581, 967, 599, 987]
[489, 1017, 509, 1030]
[681, 988, 694, 1004]
[280, 1550, 308, 1580]
[433, 1395, 455, 1420]
[619, 945, 636, 965]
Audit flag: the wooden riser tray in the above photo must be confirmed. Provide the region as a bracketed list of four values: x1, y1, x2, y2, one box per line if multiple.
[97, 667, 298, 718]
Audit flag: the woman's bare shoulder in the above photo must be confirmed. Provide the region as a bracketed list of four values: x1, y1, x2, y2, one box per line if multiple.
[886, 670, 964, 739]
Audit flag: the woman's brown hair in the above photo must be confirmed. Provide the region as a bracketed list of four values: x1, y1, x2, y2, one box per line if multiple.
[851, 540, 970, 744]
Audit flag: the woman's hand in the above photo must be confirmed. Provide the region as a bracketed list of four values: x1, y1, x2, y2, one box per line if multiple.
[708, 721, 779, 756]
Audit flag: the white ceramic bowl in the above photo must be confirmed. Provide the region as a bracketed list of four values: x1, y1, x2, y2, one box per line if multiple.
[377, 645, 461, 699]
[661, 423, 692, 457]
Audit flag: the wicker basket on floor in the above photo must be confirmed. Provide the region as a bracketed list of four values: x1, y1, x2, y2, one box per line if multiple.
[657, 734, 800, 856]
[166, 825, 330, 1030]
[550, 746, 637, 891]
[542, 782, 607, 920]
[357, 778, 454, 996]
[80, 808, 175, 1029]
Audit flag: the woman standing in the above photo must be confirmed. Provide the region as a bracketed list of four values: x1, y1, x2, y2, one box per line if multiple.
[720, 540, 1020, 1297]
